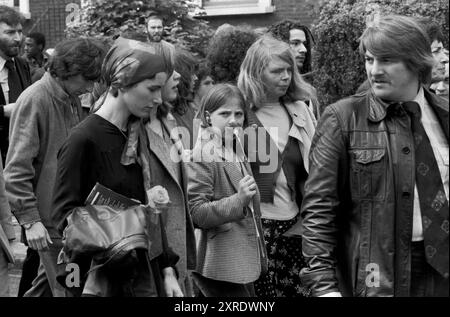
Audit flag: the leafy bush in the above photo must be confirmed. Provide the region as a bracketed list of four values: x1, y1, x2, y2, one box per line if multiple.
[65, 0, 213, 57]
[312, 0, 449, 110]
[206, 26, 259, 84]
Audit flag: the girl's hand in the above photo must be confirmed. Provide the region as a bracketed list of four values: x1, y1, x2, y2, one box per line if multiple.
[163, 267, 183, 297]
[237, 175, 257, 206]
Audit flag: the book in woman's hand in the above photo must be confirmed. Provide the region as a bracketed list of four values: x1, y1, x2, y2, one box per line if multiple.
[84, 182, 141, 209]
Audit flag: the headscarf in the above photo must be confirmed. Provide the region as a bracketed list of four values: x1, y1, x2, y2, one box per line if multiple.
[91, 37, 169, 112]
[100, 37, 173, 261]
[102, 37, 167, 91]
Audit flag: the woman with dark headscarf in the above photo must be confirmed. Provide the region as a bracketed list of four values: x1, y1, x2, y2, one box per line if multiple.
[122, 44, 198, 297]
[87, 37, 198, 297]
[51, 38, 182, 297]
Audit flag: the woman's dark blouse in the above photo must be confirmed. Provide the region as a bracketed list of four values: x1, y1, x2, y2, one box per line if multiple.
[52, 115, 179, 296]
[52, 114, 145, 233]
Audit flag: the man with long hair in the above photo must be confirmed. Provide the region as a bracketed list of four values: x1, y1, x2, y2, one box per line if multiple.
[268, 20, 320, 118]
[268, 20, 315, 79]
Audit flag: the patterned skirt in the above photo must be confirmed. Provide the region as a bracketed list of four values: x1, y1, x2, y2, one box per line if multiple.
[254, 215, 310, 297]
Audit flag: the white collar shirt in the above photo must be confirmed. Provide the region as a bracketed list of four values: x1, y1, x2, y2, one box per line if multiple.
[0, 55, 10, 104]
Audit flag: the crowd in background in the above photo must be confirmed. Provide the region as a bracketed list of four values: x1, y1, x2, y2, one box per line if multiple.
[0, 4, 448, 297]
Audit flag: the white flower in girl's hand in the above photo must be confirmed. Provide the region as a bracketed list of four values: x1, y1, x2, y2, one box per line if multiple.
[147, 186, 170, 213]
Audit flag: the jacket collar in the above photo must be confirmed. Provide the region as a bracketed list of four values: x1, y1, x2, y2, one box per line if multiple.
[424, 87, 449, 141]
[40, 72, 73, 105]
[368, 85, 439, 122]
[248, 99, 309, 128]
[367, 86, 449, 141]
[367, 90, 391, 123]
[223, 162, 244, 193]
[0, 54, 8, 72]
[145, 122, 182, 188]
[247, 108, 263, 128]
[284, 100, 308, 128]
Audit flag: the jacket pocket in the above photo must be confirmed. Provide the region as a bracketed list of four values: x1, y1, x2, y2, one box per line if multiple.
[353, 149, 385, 164]
[350, 148, 387, 200]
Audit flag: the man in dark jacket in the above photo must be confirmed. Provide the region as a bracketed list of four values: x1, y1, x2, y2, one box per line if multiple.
[0, 5, 31, 165]
[356, 18, 449, 95]
[298, 15, 449, 297]
[22, 32, 47, 83]
[0, 4, 35, 297]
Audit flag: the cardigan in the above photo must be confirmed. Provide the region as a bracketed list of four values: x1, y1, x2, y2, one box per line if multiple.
[245, 100, 316, 206]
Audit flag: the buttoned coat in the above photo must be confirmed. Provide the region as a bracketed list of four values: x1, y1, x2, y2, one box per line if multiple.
[145, 122, 197, 295]
[298, 88, 449, 297]
[245, 100, 316, 206]
[187, 135, 267, 284]
[0, 57, 32, 164]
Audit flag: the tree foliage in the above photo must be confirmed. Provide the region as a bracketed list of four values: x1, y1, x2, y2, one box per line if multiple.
[65, 0, 213, 56]
[312, 0, 449, 110]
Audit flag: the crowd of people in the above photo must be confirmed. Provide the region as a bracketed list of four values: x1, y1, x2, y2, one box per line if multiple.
[0, 4, 448, 297]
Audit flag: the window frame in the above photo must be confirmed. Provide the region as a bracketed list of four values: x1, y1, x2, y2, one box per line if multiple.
[194, 0, 275, 16]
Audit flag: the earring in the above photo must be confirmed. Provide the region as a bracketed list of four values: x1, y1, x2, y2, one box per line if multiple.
[205, 111, 212, 127]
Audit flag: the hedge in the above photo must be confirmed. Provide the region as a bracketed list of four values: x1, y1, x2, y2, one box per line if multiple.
[311, 0, 449, 110]
[65, 0, 213, 57]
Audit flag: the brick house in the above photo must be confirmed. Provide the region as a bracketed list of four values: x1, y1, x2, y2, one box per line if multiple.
[2, 0, 80, 48]
[5, 0, 317, 49]
[196, 0, 318, 30]
[26, 0, 82, 48]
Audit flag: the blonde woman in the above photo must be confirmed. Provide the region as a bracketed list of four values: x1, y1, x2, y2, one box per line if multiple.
[237, 36, 316, 297]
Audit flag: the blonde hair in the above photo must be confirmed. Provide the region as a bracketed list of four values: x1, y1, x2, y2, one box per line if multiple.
[237, 35, 317, 108]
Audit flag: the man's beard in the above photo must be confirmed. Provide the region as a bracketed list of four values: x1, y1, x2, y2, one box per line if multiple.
[148, 33, 162, 43]
[0, 39, 20, 57]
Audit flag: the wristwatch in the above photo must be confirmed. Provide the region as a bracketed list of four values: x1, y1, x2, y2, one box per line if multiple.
[23, 222, 36, 230]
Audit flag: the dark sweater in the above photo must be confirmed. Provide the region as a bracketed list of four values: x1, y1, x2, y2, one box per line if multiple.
[52, 114, 145, 232]
[52, 114, 178, 296]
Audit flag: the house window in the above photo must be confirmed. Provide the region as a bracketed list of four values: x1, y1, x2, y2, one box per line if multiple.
[0, 0, 14, 7]
[196, 0, 275, 16]
[0, 0, 30, 18]
[19, 0, 30, 18]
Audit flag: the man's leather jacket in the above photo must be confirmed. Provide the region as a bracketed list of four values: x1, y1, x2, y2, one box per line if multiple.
[299, 88, 449, 297]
